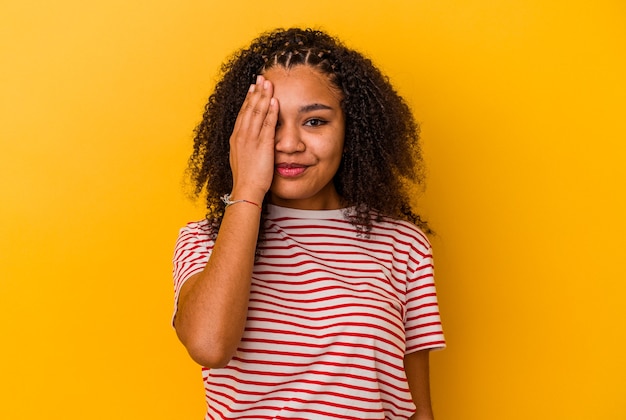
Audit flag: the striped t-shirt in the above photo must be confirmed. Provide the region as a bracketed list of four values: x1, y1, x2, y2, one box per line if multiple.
[173, 205, 445, 419]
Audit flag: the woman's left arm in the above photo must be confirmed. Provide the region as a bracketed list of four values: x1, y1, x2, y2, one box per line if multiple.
[404, 349, 435, 420]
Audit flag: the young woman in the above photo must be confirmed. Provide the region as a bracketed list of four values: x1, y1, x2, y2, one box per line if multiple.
[173, 28, 445, 420]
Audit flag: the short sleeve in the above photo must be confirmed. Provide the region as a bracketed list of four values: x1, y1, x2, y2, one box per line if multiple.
[171, 220, 214, 326]
[404, 241, 446, 353]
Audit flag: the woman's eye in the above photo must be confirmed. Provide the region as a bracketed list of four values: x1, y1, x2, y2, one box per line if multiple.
[305, 118, 326, 127]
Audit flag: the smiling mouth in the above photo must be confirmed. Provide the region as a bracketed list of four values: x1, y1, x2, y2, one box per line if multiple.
[275, 163, 307, 177]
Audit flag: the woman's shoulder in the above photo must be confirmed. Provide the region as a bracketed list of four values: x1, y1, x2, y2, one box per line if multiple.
[182, 218, 210, 229]
[373, 213, 432, 251]
[177, 218, 215, 242]
[179, 218, 210, 233]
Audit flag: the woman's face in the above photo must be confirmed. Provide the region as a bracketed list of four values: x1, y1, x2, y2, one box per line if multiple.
[264, 65, 345, 210]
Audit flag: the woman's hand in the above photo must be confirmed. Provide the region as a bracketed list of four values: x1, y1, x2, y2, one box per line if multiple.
[229, 75, 279, 203]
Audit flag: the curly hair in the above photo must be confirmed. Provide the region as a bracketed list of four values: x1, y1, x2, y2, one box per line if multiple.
[187, 27, 431, 243]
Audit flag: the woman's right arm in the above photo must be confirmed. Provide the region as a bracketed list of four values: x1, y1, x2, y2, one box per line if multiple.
[174, 76, 279, 368]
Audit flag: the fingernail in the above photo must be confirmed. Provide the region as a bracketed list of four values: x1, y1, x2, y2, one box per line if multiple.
[256, 75, 262, 84]
[249, 84, 255, 92]
[264, 80, 270, 90]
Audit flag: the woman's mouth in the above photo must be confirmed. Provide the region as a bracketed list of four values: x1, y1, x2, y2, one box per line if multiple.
[275, 163, 307, 177]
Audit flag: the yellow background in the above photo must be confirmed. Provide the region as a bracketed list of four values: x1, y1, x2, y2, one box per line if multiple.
[1, 0, 625, 418]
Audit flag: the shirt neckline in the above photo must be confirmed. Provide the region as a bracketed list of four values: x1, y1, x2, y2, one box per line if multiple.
[267, 204, 353, 220]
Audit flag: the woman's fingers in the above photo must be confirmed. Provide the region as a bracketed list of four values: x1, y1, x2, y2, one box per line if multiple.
[233, 76, 273, 138]
[259, 96, 279, 146]
[228, 75, 278, 198]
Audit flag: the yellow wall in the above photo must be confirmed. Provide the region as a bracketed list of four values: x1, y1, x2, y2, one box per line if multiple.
[1, 0, 624, 418]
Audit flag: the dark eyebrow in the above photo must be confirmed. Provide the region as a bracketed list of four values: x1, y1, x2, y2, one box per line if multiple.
[298, 103, 334, 113]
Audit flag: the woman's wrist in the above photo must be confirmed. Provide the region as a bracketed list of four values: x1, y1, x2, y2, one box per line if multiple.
[221, 193, 262, 210]
[230, 184, 267, 204]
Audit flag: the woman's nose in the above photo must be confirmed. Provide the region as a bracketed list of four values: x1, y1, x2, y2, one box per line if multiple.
[274, 123, 305, 153]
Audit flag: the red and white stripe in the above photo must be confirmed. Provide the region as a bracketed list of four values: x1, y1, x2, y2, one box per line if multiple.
[173, 205, 445, 419]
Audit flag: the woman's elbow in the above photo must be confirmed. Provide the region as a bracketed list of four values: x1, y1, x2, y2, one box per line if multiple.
[186, 342, 235, 368]
[175, 327, 236, 368]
